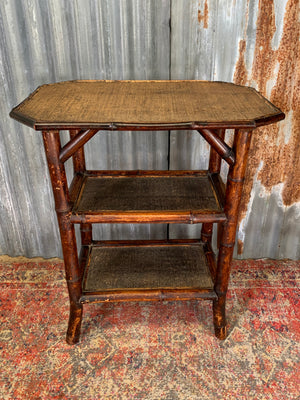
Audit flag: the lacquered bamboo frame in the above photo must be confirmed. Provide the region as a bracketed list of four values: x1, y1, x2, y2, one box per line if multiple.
[41, 126, 252, 344]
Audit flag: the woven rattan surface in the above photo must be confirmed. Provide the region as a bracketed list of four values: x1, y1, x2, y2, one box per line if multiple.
[73, 175, 221, 213]
[10, 80, 284, 129]
[83, 244, 213, 292]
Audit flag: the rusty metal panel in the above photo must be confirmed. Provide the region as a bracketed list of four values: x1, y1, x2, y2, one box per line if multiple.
[234, 0, 300, 260]
[170, 0, 299, 259]
[0, 0, 170, 258]
[0, 0, 299, 259]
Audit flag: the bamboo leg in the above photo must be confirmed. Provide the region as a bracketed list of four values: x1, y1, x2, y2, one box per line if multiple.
[201, 129, 226, 248]
[43, 130, 83, 345]
[209, 129, 225, 174]
[69, 129, 93, 247]
[201, 223, 213, 244]
[80, 223, 92, 245]
[217, 222, 224, 249]
[213, 129, 252, 339]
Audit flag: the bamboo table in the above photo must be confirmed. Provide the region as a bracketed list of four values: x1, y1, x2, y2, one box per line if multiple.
[10, 80, 284, 344]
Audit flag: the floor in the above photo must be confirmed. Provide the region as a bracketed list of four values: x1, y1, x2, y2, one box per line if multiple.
[0, 257, 299, 399]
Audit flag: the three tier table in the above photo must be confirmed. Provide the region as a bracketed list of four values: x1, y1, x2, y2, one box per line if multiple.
[10, 80, 285, 344]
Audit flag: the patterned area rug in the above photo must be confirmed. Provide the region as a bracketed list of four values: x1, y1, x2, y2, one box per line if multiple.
[0, 257, 299, 399]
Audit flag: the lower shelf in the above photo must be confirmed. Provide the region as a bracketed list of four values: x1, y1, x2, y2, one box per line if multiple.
[80, 240, 217, 303]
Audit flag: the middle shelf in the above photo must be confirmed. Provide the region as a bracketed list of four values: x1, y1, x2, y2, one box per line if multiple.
[70, 170, 226, 224]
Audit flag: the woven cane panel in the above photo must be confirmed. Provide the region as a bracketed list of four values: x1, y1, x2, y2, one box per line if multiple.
[83, 244, 213, 292]
[74, 176, 221, 213]
[12, 80, 283, 127]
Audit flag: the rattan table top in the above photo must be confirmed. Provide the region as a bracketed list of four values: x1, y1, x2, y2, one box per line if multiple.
[10, 80, 284, 130]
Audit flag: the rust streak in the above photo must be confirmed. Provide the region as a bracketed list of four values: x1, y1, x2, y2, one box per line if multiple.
[198, 0, 209, 28]
[234, 40, 248, 85]
[234, 0, 300, 253]
[237, 239, 244, 255]
[236, 1, 299, 206]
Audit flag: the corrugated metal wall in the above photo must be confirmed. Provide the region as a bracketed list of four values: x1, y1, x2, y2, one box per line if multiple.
[0, 0, 299, 259]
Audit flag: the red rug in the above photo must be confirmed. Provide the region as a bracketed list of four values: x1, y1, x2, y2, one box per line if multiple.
[0, 257, 299, 399]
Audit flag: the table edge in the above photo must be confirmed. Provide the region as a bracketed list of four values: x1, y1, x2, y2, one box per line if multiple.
[9, 80, 285, 131]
